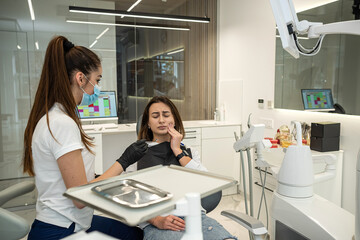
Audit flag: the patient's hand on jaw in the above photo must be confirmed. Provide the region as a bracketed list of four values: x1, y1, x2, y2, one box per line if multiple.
[168, 123, 183, 156]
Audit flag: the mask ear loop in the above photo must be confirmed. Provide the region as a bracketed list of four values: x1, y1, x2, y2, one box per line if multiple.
[81, 74, 96, 91]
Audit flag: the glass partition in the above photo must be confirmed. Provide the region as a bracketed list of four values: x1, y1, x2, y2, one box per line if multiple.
[0, 0, 217, 208]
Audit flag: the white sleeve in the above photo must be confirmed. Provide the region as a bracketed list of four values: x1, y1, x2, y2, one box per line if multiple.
[49, 117, 84, 160]
[184, 147, 208, 172]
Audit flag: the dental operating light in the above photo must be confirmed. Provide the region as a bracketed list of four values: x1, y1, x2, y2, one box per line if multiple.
[270, 0, 360, 58]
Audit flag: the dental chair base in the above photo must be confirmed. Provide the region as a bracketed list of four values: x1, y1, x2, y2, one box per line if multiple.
[271, 191, 354, 240]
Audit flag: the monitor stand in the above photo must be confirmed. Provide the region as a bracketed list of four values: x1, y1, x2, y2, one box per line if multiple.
[81, 118, 119, 131]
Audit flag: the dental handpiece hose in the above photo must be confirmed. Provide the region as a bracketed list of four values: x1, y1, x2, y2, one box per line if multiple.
[240, 150, 249, 216]
[246, 148, 254, 217]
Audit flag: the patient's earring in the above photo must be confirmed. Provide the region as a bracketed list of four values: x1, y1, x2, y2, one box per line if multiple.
[148, 125, 150, 129]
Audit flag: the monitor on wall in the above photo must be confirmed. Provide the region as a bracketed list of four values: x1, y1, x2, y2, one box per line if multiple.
[78, 91, 118, 124]
[301, 89, 335, 112]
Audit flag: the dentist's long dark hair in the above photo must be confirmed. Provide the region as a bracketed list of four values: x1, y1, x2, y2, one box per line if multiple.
[23, 36, 100, 176]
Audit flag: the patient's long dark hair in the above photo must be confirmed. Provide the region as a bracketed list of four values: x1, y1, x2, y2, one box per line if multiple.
[138, 96, 185, 141]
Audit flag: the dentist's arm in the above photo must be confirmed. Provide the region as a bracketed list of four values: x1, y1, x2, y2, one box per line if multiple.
[58, 139, 148, 208]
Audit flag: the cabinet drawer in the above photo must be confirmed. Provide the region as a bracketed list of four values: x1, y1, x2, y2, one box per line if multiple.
[183, 128, 201, 146]
[184, 128, 201, 135]
[202, 126, 240, 139]
[183, 138, 200, 147]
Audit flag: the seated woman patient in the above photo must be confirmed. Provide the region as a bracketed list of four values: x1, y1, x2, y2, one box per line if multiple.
[121, 96, 237, 240]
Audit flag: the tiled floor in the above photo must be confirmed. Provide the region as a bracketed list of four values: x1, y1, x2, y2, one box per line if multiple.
[13, 194, 251, 240]
[207, 194, 251, 240]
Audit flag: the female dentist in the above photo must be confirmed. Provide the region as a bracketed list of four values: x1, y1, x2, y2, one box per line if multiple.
[23, 36, 146, 240]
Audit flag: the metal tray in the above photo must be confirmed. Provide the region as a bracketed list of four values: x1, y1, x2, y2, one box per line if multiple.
[91, 179, 173, 208]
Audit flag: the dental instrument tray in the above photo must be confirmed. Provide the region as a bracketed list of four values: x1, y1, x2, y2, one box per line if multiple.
[91, 179, 173, 208]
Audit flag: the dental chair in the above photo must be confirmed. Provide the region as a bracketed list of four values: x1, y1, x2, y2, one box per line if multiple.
[0, 181, 35, 240]
[135, 114, 222, 214]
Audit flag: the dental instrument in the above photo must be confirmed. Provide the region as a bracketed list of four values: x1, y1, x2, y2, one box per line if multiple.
[233, 122, 272, 228]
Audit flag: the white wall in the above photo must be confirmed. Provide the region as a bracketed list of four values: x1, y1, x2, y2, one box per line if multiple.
[218, 0, 360, 214]
[217, 0, 276, 125]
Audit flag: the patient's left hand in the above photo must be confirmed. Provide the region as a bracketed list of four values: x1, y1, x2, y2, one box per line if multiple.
[168, 124, 182, 156]
[149, 215, 185, 231]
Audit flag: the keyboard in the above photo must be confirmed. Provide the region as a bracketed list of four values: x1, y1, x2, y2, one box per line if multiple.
[82, 123, 118, 131]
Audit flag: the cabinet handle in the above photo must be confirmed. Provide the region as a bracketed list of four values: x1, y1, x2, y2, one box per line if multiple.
[185, 130, 197, 133]
[184, 136, 197, 139]
[254, 182, 273, 192]
[254, 166, 273, 176]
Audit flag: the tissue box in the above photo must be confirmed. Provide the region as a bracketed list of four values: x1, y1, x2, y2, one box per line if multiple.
[311, 122, 340, 138]
[310, 136, 339, 152]
[310, 122, 340, 152]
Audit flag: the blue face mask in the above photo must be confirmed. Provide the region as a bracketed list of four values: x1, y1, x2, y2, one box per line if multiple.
[79, 75, 101, 106]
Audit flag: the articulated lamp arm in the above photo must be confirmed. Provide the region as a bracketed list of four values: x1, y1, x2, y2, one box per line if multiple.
[270, 0, 360, 58]
[308, 20, 360, 38]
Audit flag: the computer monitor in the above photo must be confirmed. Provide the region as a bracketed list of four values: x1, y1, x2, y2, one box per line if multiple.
[301, 89, 335, 112]
[78, 91, 118, 124]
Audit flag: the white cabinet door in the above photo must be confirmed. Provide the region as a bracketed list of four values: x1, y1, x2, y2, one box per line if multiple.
[102, 132, 137, 172]
[201, 126, 241, 195]
[183, 128, 201, 161]
[87, 133, 103, 174]
[253, 150, 344, 236]
[87, 131, 137, 174]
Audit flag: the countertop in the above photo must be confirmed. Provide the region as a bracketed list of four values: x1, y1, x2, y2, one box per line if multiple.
[84, 120, 241, 134]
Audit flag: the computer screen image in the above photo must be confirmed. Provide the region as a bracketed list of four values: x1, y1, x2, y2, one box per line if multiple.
[78, 91, 118, 120]
[301, 89, 335, 111]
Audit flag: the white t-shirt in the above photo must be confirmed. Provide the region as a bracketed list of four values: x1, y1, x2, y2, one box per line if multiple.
[32, 103, 95, 232]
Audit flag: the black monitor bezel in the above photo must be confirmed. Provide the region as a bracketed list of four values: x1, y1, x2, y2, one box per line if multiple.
[301, 88, 334, 110]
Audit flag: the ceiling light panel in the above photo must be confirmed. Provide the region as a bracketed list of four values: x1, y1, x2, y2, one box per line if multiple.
[69, 6, 210, 23]
[66, 19, 190, 31]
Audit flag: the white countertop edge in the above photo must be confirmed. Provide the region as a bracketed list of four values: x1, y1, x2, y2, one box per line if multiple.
[84, 120, 241, 134]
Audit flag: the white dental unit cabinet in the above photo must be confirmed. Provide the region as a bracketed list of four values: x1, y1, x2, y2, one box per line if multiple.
[84, 121, 241, 195]
[253, 148, 344, 234]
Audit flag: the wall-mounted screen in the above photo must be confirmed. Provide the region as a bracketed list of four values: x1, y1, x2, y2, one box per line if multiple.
[301, 89, 335, 111]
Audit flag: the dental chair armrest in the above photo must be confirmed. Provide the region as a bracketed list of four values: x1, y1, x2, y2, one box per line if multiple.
[221, 210, 267, 236]
[0, 208, 30, 239]
[0, 181, 35, 206]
